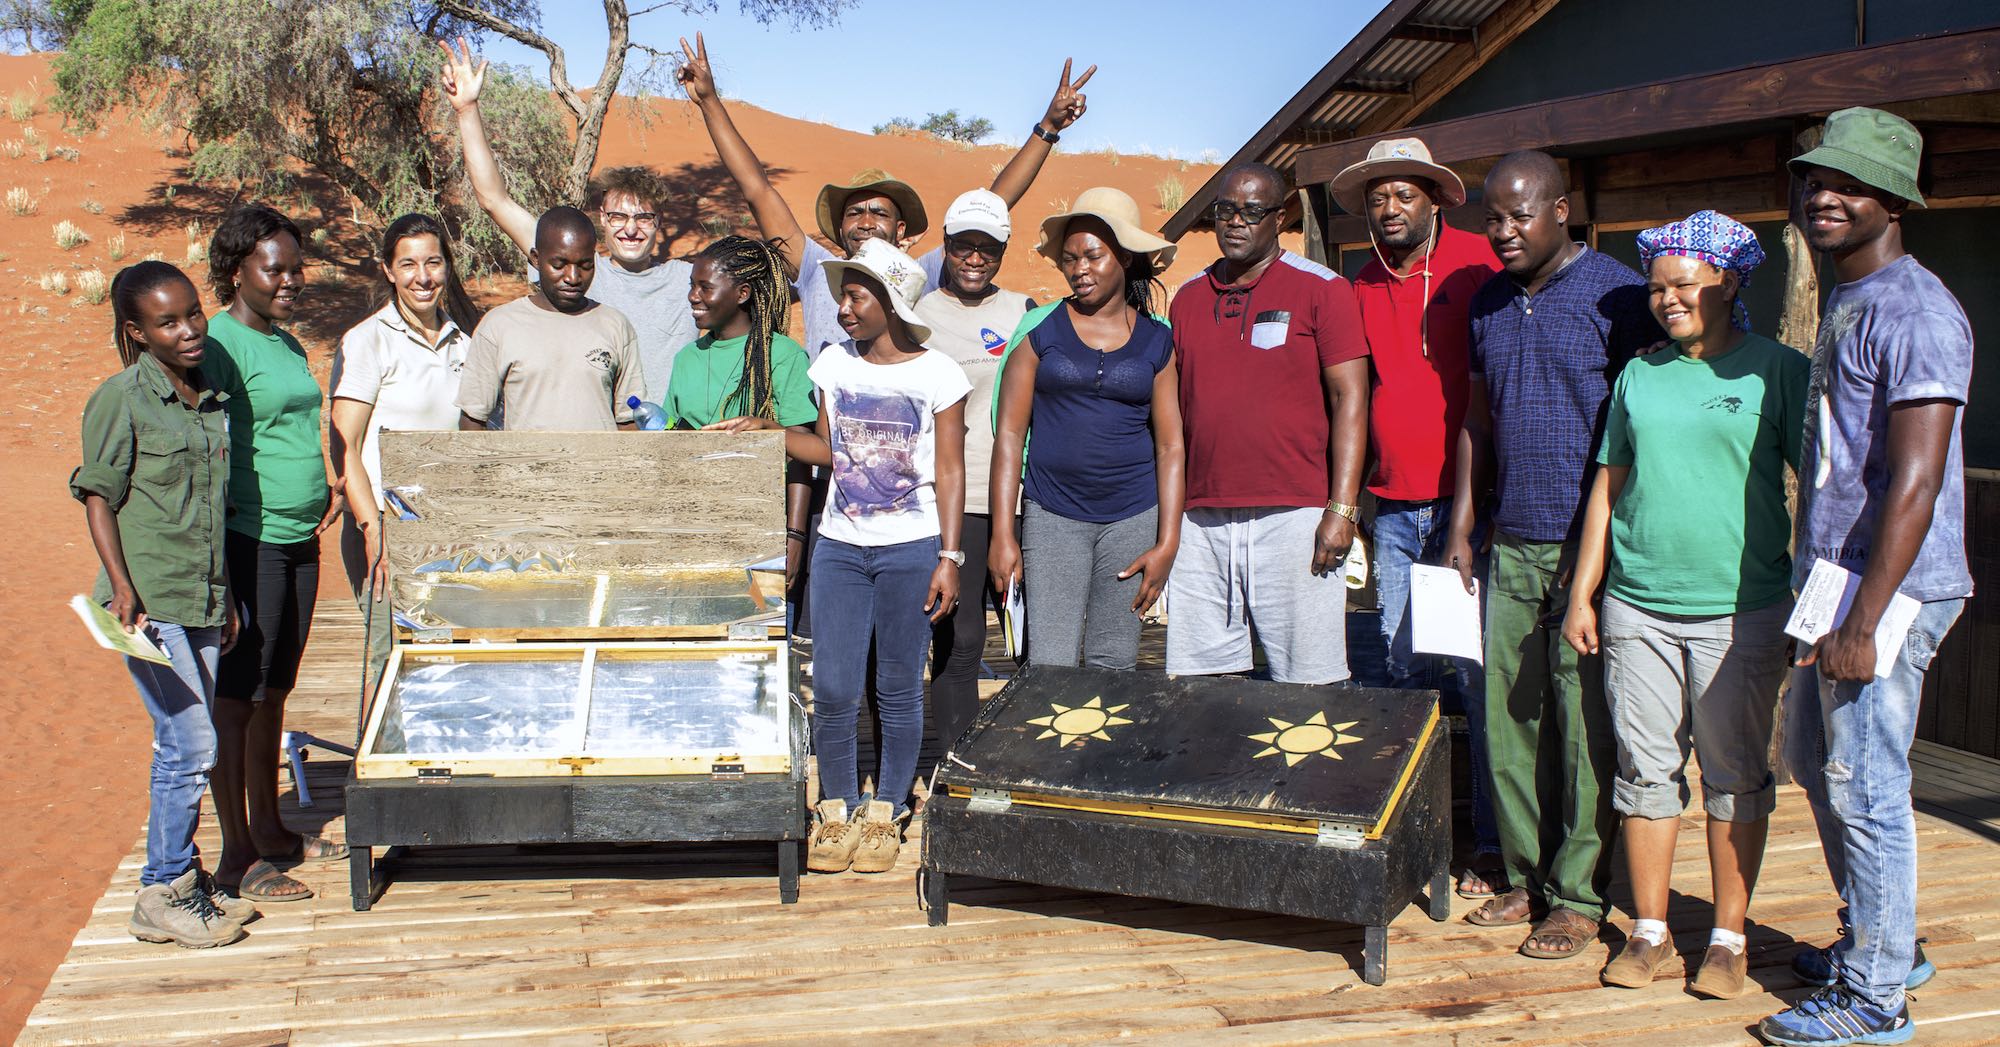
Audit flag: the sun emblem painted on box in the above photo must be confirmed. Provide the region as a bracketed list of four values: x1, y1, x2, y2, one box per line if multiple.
[1026, 696, 1132, 747]
[1248, 712, 1363, 766]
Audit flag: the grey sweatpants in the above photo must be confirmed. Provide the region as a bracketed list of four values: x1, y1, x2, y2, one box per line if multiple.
[1021, 500, 1158, 670]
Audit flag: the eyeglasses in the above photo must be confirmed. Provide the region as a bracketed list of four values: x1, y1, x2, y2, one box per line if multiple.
[944, 237, 1005, 261]
[601, 210, 659, 228]
[1211, 199, 1283, 224]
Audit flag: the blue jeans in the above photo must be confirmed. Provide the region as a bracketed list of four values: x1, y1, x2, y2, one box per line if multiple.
[1370, 497, 1499, 855]
[1783, 597, 1964, 1009]
[130, 621, 222, 886]
[810, 535, 939, 816]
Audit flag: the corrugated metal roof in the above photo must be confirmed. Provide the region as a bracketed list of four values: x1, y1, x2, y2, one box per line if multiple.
[1164, 0, 1515, 239]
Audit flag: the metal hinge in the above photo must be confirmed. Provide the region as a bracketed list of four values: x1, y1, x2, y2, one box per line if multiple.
[416, 767, 452, 783]
[968, 787, 1013, 813]
[1316, 822, 1365, 849]
[710, 761, 745, 780]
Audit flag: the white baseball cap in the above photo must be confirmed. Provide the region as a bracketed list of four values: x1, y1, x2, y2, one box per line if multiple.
[942, 188, 1011, 243]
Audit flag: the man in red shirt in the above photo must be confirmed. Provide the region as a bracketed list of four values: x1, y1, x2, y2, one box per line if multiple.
[1166, 164, 1370, 684]
[1332, 137, 1504, 896]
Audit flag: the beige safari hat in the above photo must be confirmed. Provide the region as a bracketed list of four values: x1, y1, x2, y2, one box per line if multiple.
[1034, 187, 1178, 270]
[815, 169, 929, 245]
[1328, 137, 1467, 215]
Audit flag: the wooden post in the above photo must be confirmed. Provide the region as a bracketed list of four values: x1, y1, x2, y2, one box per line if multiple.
[1776, 124, 1825, 354]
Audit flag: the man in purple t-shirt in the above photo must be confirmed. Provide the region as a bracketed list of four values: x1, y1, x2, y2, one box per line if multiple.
[1759, 108, 1975, 1047]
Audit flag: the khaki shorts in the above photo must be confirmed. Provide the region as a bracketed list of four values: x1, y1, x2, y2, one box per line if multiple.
[1165, 506, 1349, 685]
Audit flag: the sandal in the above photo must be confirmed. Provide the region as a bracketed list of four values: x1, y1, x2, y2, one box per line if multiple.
[1465, 886, 1537, 927]
[1519, 907, 1600, 959]
[222, 859, 314, 904]
[1456, 853, 1508, 899]
[262, 833, 348, 865]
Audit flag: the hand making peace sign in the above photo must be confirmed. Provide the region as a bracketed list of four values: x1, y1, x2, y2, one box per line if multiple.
[1041, 58, 1097, 134]
[676, 32, 717, 106]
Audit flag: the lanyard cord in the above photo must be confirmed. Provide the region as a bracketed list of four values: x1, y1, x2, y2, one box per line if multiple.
[1369, 217, 1438, 357]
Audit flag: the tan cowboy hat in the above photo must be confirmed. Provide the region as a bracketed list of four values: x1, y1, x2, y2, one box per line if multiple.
[815, 169, 929, 245]
[1328, 137, 1467, 215]
[819, 238, 934, 344]
[1035, 187, 1178, 271]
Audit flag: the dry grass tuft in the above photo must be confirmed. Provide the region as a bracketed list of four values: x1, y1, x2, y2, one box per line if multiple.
[6, 186, 34, 215]
[52, 145, 79, 162]
[106, 231, 127, 261]
[81, 198, 104, 214]
[1156, 176, 1186, 213]
[39, 269, 70, 296]
[76, 268, 109, 305]
[54, 219, 89, 250]
[1, 140, 20, 159]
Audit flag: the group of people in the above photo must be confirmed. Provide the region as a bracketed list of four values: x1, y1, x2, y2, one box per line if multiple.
[70, 28, 1969, 1043]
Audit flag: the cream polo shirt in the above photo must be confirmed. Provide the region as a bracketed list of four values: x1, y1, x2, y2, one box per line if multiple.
[330, 302, 469, 509]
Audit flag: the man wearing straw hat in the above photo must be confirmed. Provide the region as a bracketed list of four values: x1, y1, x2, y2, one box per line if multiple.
[1330, 138, 1504, 901]
[1758, 107, 1973, 1047]
[677, 33, 1094, 361]
[1165, 163, 1370, 685]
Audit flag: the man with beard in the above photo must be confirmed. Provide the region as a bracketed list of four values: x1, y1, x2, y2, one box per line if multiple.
[1329, 138, 1503, 900]
[441, 38, 697, 402]
[1758, 107, 1973, 1047]
[1166, 163, 1369, 685]
[1444, 150, 1660, 962]
[456, 207, 643, 432]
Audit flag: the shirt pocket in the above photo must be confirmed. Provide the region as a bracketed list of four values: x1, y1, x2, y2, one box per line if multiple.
[1250, 310, 1293, 351]
[134, 429, 191, 513]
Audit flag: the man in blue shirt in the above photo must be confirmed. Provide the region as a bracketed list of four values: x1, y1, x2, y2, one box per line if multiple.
[1758, 107, 1974, 1047]
[1445, 150, 1660, 961]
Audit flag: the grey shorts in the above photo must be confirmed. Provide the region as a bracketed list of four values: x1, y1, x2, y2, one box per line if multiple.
[1600, 594, 1792, 822]
[1165, 506, 1348, 684]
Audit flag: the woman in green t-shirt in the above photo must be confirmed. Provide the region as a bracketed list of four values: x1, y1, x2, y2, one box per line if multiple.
[201, 206, 344, 905]
[1563, 212, 1805, 1001]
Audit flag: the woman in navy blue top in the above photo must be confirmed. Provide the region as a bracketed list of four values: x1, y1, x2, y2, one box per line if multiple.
[990, 188, 1185, 669]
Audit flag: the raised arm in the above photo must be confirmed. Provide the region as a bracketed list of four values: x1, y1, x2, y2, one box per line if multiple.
[987, 59, 1096, 208]
[440, 37, 537, 256]
[677, 33, 809, 274]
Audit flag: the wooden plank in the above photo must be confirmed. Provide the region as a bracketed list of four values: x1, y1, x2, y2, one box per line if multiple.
[1295, 27, 2000, 184]
[1592, 173, 1785, 226]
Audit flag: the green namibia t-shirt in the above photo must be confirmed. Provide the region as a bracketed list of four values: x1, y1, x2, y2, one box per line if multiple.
[203, 309, 331, 544]
[664, 332, 817, 429]
[1597, 332, 1807, 615]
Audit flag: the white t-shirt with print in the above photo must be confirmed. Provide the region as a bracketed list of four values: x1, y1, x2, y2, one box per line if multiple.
[330, 302, 469, 510]
[808, 340, 972, 547]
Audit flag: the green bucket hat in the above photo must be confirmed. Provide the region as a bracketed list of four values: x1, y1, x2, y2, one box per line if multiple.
[1789, 107, 1926, 207]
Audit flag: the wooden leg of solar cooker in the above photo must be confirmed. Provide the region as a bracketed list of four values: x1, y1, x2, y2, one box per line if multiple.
[349, 846, 373, 912]
[1364, 924, 1388, 985]
[1428, 867, 1453, 921]
[778, 841, 800, 904]
[924, 869, 949, 926]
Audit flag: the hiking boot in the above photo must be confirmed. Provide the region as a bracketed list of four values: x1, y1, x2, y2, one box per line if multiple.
[848, 800, 906, 874]
[806, 799, 861, 872]
[1602, 935, 1677, 988]
[194, 866, 257, 925]
[130, 869, 247, 948]
[1689, 944, 1750, 999]
[1792, 935, 1933, 990]
[1757, 984, 1913, 1046]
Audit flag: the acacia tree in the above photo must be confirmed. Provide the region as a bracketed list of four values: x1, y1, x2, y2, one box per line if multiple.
[43, 0, 848, 269]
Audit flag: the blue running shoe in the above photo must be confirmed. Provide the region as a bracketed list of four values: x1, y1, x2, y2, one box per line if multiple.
[1758, 985, 1914, 1046]
[1792, 936, 1933, 990]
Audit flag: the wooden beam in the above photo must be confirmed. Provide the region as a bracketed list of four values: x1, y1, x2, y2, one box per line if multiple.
[1297, 27, 2000, 186]
[1332, 80, 1414, 98]
[1390, 23, 1477, 45]
[1355, 0, 1565, 136]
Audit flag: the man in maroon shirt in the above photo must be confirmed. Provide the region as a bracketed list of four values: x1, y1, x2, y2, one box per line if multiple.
[1166, 164, 1370, 684]
[1332, 138, 1504, 896]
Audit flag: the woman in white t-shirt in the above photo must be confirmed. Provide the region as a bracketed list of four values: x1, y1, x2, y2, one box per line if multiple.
[328, 213, 481, 690]
[766, 239, 970, 875]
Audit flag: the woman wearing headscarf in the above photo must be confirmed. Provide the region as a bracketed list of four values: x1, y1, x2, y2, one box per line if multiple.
[1561, 211, 1806, 999]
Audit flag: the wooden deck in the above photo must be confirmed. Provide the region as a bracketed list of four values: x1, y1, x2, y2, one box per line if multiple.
[21, 599, 2000, 1046]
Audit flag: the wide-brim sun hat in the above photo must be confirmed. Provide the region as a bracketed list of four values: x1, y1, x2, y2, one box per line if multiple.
[819, 237, 934, 344]
[815, 169, 930, 244]
[1327, 137, 1467, 216]
[1789, 106, 1926, 208]
[1035, 187, 1178, 271]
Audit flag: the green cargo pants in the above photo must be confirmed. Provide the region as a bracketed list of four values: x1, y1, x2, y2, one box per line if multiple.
[1484, 532, 1617, 920]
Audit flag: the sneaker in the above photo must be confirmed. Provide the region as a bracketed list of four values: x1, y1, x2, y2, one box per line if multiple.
[130, 869, 247, 948]
[194, 867, 257, 925]
[1792, 935, 1933, 990]
[1689, 944, 1750, 1000]
[848, 800, 906, 874]
[806, 799, 861, 872]
[1757, 985, 1913, 1046]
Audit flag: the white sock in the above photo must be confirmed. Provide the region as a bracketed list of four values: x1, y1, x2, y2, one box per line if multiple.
[1710, 928, 1747, 955]
[1631, 919, 1669, 946]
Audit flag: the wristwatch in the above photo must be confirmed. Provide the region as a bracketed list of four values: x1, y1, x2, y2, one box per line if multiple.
[939, 549, 967, 567]
[1325, 500, 1360, 522]
[1030, 122, 1060, 145]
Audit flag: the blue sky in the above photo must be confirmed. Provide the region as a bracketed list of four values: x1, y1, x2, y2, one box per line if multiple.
[479, 1, 1392, 161]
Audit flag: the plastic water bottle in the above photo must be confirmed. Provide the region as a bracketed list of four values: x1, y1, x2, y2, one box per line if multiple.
[627, 395, 667, 431]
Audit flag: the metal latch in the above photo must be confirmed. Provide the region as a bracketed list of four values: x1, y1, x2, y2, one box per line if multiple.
[1316, 822, 1365, 849]
[968, 787, 1013, 813]
[412, 628, 454, 644]
[710, 761, 745, 780]
[416, 767, 452, 783]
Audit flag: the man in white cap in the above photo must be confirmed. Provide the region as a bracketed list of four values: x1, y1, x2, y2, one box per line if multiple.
[1329, 138, 1504, 899]
[677, 32, 1092, 359]
[916, 189, 1036, 752]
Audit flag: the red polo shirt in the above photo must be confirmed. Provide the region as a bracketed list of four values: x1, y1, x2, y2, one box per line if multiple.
[1171, 251, 1369, 510]
[1353, 223, 1500, 501]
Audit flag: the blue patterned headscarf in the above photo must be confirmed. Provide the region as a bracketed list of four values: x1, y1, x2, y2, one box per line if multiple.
[1635, 210, 1765, 330]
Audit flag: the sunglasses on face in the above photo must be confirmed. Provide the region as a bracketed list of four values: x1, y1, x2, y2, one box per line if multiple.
[1212, 200, 1283, 224]
[602, 210, 659, 228]
[945, 237, 1005, 260]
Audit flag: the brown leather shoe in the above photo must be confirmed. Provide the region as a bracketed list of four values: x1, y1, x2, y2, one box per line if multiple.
[1601, 935, 1676, 985]
[1688, 944, 1749, 999]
